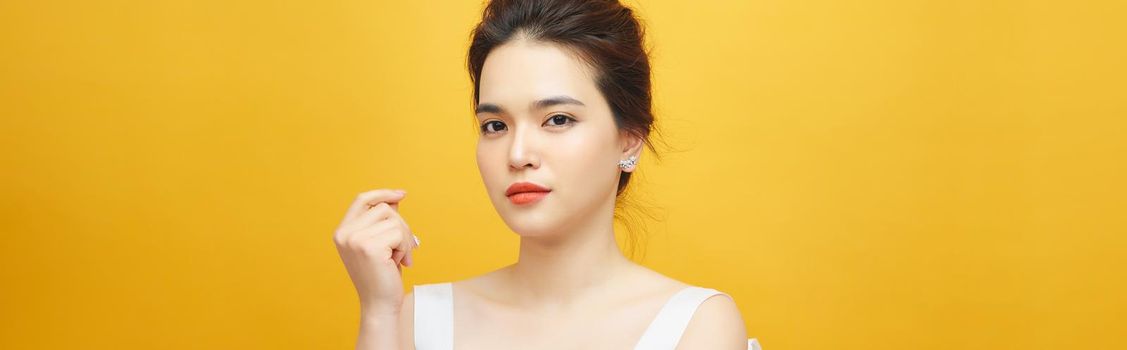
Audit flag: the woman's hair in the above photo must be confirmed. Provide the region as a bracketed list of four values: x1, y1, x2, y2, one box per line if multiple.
[467, 0, 660, 197]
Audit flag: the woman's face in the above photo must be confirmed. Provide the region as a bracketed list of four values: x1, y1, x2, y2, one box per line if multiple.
[475, 39, 642, 237]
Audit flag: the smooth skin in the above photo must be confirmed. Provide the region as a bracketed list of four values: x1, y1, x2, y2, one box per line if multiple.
[335, 36, 747, 349]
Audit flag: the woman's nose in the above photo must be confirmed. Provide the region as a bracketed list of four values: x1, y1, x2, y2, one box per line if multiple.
[508, 124, 540, 170]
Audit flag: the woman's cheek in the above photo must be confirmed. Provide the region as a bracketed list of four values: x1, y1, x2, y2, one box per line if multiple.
[558, 133, 613, 193]
[476, 143, 502, 196]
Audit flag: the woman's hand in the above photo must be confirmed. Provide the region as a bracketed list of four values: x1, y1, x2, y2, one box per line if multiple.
[333, 189, 419, 317]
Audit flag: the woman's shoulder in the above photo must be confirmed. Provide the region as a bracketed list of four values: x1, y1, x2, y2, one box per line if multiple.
[630, 266, 736, 301]
[617, 263, 748, 347]
[404, 267, 510, 308]
[677, 292, 749, 348]
[615, 261, 702, 297]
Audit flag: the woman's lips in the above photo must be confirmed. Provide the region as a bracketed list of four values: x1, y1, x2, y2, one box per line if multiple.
[506, 181, 550, 196]
[505, 181, 551, 205]
[507, 191, 550, 205]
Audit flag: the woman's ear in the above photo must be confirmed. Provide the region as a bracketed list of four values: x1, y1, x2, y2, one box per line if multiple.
[619, 131, 644, 172]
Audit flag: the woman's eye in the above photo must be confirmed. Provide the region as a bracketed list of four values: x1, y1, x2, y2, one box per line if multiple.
[544, 114, 575, 127]
[480, 120, 507, 134]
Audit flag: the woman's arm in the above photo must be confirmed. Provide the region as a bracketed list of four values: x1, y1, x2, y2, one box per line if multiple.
[355, 292, 414, 350]
[333, 189, 419, 349]
[356, 311, 399, 350]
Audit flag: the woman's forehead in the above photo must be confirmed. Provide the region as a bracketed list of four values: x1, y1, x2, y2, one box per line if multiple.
[478, 39, 601, 107]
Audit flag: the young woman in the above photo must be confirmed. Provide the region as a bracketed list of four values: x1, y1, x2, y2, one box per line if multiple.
[334, 1, 759, 349]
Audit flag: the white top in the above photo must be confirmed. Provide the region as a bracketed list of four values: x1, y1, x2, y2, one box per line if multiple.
[413, 282, 763, 350]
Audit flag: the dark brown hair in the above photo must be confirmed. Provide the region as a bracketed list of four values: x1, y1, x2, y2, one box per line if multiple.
[467, 0, 660, 197]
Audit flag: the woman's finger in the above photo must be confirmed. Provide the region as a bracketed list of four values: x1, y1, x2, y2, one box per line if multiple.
[341, 189, 406, 223]
[341, 202, 397, 232]
[388, 210, 416, 266]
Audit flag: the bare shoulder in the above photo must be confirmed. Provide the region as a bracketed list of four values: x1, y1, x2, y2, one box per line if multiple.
[457, 265, 509, 288]
[619, 261, 748, 348]
[451, 265, 511, 303]
[626, 263, 748, 349]
[621, 262, 691, 293]
[675, 291, 748, 349]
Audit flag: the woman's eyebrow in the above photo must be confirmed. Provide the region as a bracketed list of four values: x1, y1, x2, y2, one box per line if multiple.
[532, 95, 585, 110]
[475, 95, 586, 116]
[475, 103, 503, 115]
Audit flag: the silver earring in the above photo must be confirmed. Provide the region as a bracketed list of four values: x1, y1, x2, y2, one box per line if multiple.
[618, 155, 638, 170]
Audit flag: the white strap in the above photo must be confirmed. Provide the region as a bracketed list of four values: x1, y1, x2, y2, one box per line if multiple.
[633, 286, 727, 349]
[413, 282, 453, 350]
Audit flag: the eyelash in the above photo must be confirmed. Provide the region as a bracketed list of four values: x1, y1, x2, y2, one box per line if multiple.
[480, 114, 576, 135]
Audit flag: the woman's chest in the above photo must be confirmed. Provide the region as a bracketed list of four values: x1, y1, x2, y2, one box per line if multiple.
[450, 298, 665, 349]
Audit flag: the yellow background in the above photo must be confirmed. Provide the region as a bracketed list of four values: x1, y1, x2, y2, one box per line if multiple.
[2, 0, 1124, 349]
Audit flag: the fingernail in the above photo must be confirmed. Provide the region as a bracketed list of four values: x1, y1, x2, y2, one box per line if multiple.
[413, 235, 421, 247]
[395, 189, 407, 195]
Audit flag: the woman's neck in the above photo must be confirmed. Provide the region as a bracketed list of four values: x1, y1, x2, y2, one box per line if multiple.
[504, 207, 633, 309]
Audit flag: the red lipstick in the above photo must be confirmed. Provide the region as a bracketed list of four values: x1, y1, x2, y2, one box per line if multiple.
[505, 181, 551, 205]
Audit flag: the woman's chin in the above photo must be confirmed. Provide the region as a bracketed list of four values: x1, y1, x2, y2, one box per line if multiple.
[499, 215, 562, 238]
[505, 221, 555, 237]
[490, 194, 576, 238]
